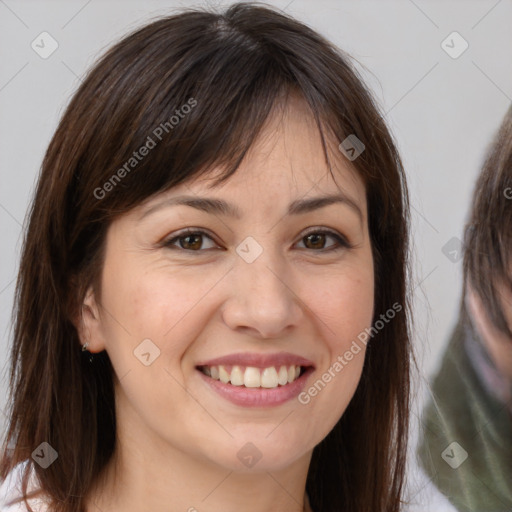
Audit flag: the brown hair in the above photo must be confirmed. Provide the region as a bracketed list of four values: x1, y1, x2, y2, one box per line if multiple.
[462, 104, 512, 337]
[0, 3, 413, 511]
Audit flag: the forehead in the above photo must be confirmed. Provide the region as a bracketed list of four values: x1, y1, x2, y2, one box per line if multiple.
[183, 96, 366, 211]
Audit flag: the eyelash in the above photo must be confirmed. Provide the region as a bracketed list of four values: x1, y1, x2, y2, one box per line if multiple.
[162, 228, 352, 254]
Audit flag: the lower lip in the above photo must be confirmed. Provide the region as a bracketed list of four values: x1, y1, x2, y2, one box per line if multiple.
[197, 368, 314, 407]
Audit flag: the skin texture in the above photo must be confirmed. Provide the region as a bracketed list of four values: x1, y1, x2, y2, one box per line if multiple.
[466, 281, 512, 381]
[78, 96, 375, 512]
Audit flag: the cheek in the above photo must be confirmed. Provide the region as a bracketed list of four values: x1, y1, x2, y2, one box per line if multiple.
[483, 330, 512, 380]
[307, 262, 374, 353]
[100, 258, 225, 364]
[98, 264, 217, 429]
[330, 276, 373, 330]
[294, 268, 373, 448]
[501, 289, 512, 332]
[296, 256, 374, 399]
[317, 272, 373, 373]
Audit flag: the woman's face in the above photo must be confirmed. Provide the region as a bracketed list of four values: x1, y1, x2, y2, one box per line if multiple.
[81, 97, 374, 472]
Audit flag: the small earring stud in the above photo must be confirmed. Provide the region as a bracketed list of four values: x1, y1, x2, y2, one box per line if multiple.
[81, 342, 90, 352]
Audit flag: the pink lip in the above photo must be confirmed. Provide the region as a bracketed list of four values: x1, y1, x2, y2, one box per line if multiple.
[195, 351, 315, 369]
[197, 366, 314, 407]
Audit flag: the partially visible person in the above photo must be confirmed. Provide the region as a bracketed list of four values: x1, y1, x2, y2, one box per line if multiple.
[417, 104, 512, 511]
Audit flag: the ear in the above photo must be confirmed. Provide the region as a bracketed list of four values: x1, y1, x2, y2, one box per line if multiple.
[76, 286, 107, 353]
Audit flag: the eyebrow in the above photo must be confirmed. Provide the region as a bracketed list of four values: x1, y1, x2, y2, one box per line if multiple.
[138, 193, 363, 222]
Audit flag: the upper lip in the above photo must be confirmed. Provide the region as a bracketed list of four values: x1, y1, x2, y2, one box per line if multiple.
[196, 352, 315, 369]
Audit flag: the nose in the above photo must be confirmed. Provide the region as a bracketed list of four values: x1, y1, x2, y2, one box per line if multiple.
[221, 248, 304, 339]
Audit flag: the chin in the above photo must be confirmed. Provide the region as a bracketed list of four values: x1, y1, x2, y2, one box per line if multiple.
[198, 436, 310, 473]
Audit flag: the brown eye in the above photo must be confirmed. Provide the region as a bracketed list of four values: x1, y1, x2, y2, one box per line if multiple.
[303, 233, 327, 250]
[164, 230, 217, 251]
[179, 233, 203, 250]
[163, 228, 350, 254]
[298, 230, 350, 252]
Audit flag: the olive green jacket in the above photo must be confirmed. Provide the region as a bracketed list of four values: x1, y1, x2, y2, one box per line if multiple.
[417, 320, 512, 511]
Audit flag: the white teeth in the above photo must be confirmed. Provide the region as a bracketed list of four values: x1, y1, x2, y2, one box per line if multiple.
[244, 367, 261, 388]
[201, 364, 304, 387]
[219, 365, 230, 384]
[261, 367, 279, 388]
[278, 366, 289, 386]
[230, 365, 244, 386]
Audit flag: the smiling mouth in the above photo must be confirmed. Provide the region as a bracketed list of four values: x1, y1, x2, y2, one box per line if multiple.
[196, 364, 309, 388]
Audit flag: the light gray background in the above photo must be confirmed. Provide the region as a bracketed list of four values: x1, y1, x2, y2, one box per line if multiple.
[0, 0, 510, 475]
